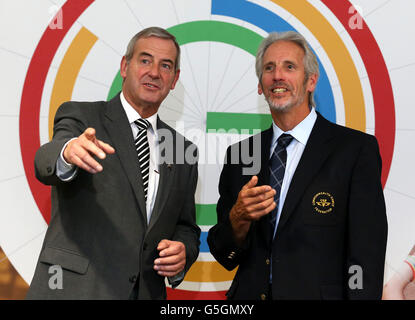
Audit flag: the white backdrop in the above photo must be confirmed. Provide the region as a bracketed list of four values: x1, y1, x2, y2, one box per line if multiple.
[0, 0, 414, 298]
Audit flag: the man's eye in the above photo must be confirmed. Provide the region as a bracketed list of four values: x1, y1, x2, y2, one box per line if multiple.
[264, 65, 273, 72]
[287, 64, 294, 70]
[141, 59, 150, 64]
[162, 63, 172, 70]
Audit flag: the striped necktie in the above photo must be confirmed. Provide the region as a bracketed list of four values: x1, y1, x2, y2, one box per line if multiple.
[269, 133, 294, 238]
[134, 118, 151, 202]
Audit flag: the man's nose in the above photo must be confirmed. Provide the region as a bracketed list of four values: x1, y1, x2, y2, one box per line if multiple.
[272, 66, 284, 81]
[148, 63, 160, 78]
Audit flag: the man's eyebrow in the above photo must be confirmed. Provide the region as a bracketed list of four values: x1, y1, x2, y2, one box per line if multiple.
[264, 60, 298, 66]
[283, 60, 298, 66]
[138, 51, 153, 58]
[138, 52, 174, 65]
[160, 58, 174, 65]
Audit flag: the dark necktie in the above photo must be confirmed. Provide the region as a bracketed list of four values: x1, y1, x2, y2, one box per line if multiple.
[269, 133, 294, 239]
[134, 118, 151, 202]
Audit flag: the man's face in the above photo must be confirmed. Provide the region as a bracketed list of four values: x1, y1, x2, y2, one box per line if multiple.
[258, 40, 316, 113]
[120, 36, 180, 114]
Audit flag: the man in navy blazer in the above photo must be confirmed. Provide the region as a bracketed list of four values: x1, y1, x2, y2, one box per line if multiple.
[27, 27, 200, 299]
[207, 31, 387, 300]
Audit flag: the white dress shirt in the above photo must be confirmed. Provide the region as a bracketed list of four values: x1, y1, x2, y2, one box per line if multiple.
[270, 107, 317, 237]
[120, 92, 160, 224]
[56, 92, 160, 224]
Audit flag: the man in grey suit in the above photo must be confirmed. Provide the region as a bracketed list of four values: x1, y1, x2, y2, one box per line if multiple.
[26, 27, 200, 299]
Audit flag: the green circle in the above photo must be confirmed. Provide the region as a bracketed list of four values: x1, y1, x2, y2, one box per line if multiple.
[106, 20, 263, 101]
[106, 21, 265, 225]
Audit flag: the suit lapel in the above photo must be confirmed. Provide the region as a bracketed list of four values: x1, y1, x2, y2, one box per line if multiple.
[103, 94, 148, 224]
[147, 118, 176, 233]
[256, 127, 273, 187]
[276, 113, 337, 232]
[254, 127, 274, 246]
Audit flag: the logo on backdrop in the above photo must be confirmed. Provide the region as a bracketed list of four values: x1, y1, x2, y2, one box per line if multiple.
[17, 0, 394, 298]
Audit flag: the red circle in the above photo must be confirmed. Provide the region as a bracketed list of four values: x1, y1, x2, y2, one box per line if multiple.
[19, 0, 395, 223]
[322, 0, 395, 187]
[19, 0, 94, 223]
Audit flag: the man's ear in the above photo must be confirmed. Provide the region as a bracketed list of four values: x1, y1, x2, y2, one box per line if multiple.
[120, 56, 127, 79]
[170, 69, 180, 90]
[306, 73, 318, 93]
[258, 81, 263, 95]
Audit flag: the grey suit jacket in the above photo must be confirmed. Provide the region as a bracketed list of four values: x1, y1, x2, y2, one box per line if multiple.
[26, 94, 200, 299]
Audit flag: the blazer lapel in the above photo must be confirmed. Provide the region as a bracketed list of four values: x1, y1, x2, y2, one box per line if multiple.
[256, 127, 273, 187]
[103, 94, 148, 224]
[254, 127, 274, 246]
[276, 113, 337, 232]
[146, 118, 176, 233]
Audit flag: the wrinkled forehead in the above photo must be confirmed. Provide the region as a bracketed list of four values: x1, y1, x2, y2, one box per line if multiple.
[263, 40, 305, 65]
[135, 36, 177, 55]
[133, 36, 179, 69]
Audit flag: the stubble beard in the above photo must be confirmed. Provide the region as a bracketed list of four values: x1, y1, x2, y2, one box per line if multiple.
[266, 88, 306, 114]
[263, 80, 308, 114]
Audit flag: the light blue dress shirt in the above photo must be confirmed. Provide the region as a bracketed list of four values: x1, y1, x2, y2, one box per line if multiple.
[269, 107, 317, 237]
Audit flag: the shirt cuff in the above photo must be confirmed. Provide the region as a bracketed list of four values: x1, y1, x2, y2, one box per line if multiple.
[168, 270, 185, 289]
[56, 138, 78, 181]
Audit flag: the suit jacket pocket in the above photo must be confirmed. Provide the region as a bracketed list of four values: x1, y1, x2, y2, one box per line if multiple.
[39, 246, 89, 275]
[320, 285, 344, 300]
[302, 189, 340, 226]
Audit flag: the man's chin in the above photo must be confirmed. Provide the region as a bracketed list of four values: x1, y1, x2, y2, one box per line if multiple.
[268, 101, 294, 113]
[139, 95, 163, 108]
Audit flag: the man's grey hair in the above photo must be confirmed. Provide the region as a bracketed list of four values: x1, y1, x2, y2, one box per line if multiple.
[124, 26, 181, 72]
[255, 31, 320, 108]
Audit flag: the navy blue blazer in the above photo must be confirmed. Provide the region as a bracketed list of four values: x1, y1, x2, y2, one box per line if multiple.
[208, 112, 387, 300]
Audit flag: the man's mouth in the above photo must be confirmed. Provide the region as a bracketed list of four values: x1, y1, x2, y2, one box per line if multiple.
[272, 87, 288, 93]
[143, 82, 160, 89]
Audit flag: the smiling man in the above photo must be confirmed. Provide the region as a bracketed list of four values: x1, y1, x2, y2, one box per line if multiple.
[26, 27, 200, 300]
[207, 31, 387, 300]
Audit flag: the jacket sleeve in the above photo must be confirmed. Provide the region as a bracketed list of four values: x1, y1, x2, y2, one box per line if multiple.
[346, 134, 388, 299]
[170, 152, 201, 287]
[207, 146, 251, 271]
[34, 102, 88, 186]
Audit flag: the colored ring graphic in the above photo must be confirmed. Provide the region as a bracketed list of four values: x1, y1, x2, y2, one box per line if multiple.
[212, 0, 395, 187]
[107, 20, 336, 124]
[321, 0, 395, 187]
[19, 0, 395, 299]
[20, 0, 94, 224]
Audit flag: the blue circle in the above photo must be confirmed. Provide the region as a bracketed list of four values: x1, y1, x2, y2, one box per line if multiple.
[212, 0, 336, 123]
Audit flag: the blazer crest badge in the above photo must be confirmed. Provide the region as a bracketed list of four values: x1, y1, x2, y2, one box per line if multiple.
[312, 192, 335, 214]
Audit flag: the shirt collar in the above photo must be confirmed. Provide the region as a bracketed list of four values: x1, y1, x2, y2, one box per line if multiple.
[120, 91, 158, 131]
[271, 107, 317, 148]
